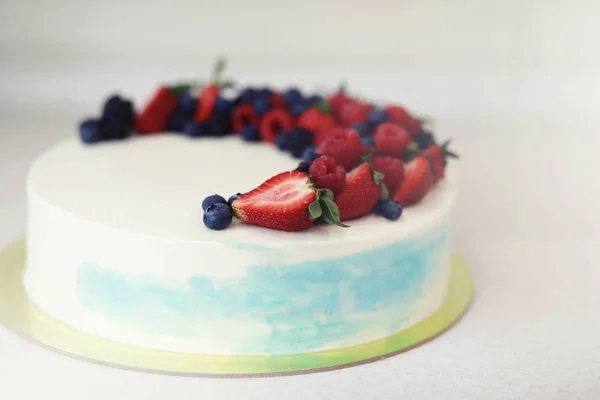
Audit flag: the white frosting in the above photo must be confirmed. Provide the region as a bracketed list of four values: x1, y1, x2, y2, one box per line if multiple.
[23, 135, 456, 355]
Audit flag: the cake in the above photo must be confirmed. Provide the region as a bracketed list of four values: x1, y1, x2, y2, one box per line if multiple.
[23, 61, 459, 356]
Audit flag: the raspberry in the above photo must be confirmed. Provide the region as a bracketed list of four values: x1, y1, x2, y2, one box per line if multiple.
[384, 105, 421, 136]
[259, 109, 295, 143]
[232, 104, 259, 132]
[339, 100, 372, 126]
[374, 122, 410, 157]
[371, 154, 405, 191]
[317, 127, 363, 170]
[309, 156, 347, 194]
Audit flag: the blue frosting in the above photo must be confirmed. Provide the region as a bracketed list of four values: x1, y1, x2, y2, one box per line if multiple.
[76, 229, 449, 354]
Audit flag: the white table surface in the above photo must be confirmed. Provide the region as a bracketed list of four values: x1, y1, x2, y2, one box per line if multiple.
[2, 1, 600, 397]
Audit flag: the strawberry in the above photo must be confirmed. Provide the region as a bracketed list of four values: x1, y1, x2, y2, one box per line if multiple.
[259, 109, 295, 144]
[309, 155, 346, 194]
[339, 100, 372, 126]
[136, 86, 180, 134]
[392, 156, 434, 206]
[384, 105, 421, 136]
[232, 171, 316, 232]
[232, 103, 260, 133]
[328, 87, 352, 119]
[423, 139, 459, 181]
[373, 122, 411, 157]
[317, 127, 363, 170]
[371, 154, 405, 192]
[194, 84, 219, 122]
[298, 108, 337, 145]
[334, 163, 381, 220]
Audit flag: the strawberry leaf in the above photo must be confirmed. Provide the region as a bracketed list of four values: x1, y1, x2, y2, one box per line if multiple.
[220, 80, 236, 89]
[317, 100, 332, 115]
[317, 189, 349, 228]
[381, 182, 390, 200]
[309, 199, 322, 220]
[373, 170, 385, 185]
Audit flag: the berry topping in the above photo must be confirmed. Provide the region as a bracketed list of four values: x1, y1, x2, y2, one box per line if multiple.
[295, 161, 311, 173]
[252, 96, 272, 116]
[182, 121, 208, 137]
[203, 203, 233, 230]
[136, 86, 180, 134]
[202, 194, 228, 211]
[309, 156, 346, 195]
[317, 127, 363, 170]
[368, 108, 389, 126]
[375, 199, 403, 221]
[297, 108, 337, 145]
[373, 122, 411, 157]
[361, 137, 375, 147]
[79, 119, 104, 144]
[291, 102, 308, 118]
[102, 95, 135, 132]
[371, 154, 405, 192]
[240, 125, 261, 142]
[195, 58, 231, 122]
[228, 193, 242, 206]
[392, 156, 434, 206]
[328, 83, 351, 117]
[384, 105, 421, 136]
[276, 132, 291, 150]
[423, 139, 459, 181]
[259, 109, 295, 144]
[206, 111, 232, 136]
[286, 127, 314, 158]
[351, 123, 373, 138]
[179, 93, 198, 111]
[232, 104, 260, 133]
[339, 100, 372, 126]
[214, 97, 233, 113]
[232, 171, 317, 232]
[269, 93, 287, 109]
[333, 162, 381, 220]
[302, 145, 320, 162]
[305, 94, 324, 107]
[413, 130, 436, 150]
[283, 88, 303, 105]
[235, 88, 257, 105]
[167, 106, 194, 133]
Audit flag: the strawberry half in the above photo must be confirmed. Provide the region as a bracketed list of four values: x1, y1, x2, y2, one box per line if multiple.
[334, 163, 381, 221]
[232, 171, 316, 232]
[392, 156, 434, 206]
[423, 139, 459, 182]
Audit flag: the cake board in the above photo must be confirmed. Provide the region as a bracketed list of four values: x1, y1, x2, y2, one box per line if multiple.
[0, 238, 473, 377]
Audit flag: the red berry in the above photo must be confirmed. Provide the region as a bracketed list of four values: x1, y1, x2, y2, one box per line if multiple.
[374, 122, 411, 157]
[298, 108, 337, 145]
[309, 156, 346, 194]
[334, 163, 381, 220]
[259, 109, 295, 144]
[232, 171, 316, 232]
[339, 100, 372, 126]
[424, 145, 445, 181]
[194, 84, 219, 122]
[392, 156, 434, 206]
[269, 93, 288, 110]
[384, 105, 421, 136]
[328, 92, 351, 119]
[136, 86, 179, 134]
[232, 104, 260, 133]
[317, 127, 363, 170]
[371, 154, 405, 192]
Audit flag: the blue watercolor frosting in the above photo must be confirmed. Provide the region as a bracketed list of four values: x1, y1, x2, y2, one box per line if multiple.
[76, 229, 449, 354]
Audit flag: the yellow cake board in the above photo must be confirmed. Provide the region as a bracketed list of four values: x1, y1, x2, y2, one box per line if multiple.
[0, 238, 473, 377]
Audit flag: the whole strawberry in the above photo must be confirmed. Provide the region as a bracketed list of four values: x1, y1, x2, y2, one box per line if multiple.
[298, 108, 337, 145]
[384, 105, 421, 136]
[317, 127, 363, 170]
[334, 163, 381, 220]
[339, 100, 372, 126]
[392, 156, 434, 206]
[309, 155, 346, 194]
[371, 154, 405, 192]
[194, 58, 234, 123]
[373, 122, 411, 157]
[423, 139, 459, 182]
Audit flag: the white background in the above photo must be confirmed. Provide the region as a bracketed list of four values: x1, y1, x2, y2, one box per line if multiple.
[1, 0, 599, 399]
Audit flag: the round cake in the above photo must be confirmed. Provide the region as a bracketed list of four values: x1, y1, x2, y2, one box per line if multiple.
[22, 70, 459, 356]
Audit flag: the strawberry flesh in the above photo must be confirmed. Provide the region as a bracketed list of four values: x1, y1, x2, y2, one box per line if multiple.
[392, 156, 433, 206]
[334, 163, 381, 220]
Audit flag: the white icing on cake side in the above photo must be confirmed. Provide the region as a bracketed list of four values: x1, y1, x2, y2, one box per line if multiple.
[23, 135, 457, 355]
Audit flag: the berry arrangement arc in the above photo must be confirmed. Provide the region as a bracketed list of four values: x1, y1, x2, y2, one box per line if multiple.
[80, 60, 458, 232]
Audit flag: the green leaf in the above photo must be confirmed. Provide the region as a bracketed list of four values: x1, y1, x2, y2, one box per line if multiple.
[361, 152, 373, 165]
[319, 188, 334, 201]
[219, 80, 236, 89]
[309, 199, 322, 220]
[317, 100, 332, 114]
[381, 182, 390, 200]
[319, 195, 349, 228]
[373, 170, 385, 185]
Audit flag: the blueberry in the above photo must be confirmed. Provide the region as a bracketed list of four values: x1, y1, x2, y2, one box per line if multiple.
[206, 111, 232, 136]
[183, 121, 208, 138]
[235, 88, 257, 104]
[100, 117, 130, 140]
[302, 145, 320, 162]
[375, 199, 403, 221]
[351, 123, 374, 138]
[305, 95, 324, 107]
[361, 137, 375, 147]
[291, 102, 308, 117]
[167, 106, 194, 132]
[368, 108, 389, 125]
[295, 161, 311, 173]
[79, 119, 104, 144]
[276, 132, 291, 150]
[179, 93, 198, 111]
[252, 97, 271, 116]
[283, 88, 303, 105]
[256, 87, 272, 99]
[215, 97, 233, 113]
[102, 95, 135, 131]
[240, 126, 261, 142]
[203, 203, 233, 230]
[414, 131, 435, 150]
[287, 127, 314, 158]
[228, 193, 242, 206]
[202, 194, 228, 211]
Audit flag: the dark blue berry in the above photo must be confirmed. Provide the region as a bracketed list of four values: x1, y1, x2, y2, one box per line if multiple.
[100, 117, 130, 140]
[414, 131, 435, 150]
[283, 88, 303, 105]
[305, 95, 324, 107]
[183, 121, 209, 138]
[215, 97, 233, 113]
[202, 194, 228, 211]
[276, 132, 291, 150]
[375, 199, 403, 221]
[206, 111, 232, 136]
[203, 203, 233, 230]
[256, 87, 272, 99]
[362, 137, 374, 147]
[179, 93, 198, 111]
[287, 127, 314, 158]
[302, 145, 320, 162]
[240, 126, 261, 142]
[351, 123, 374, 138]
[252, 97, 271, 116]
[167, 106, 194, 132]
[291, 102, 308, 117]
[79, 119, 104, 144]
[102, 95, 135, 131]
[235, 88, 257, 104]
[368, 108, 389, 125]
[228, 193, 242, 206]
[295, 161, 311, 173]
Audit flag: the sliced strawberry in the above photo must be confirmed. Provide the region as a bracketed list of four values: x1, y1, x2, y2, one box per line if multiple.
[384, 105, 421, 136]
[194, 84, 219, 122]
[371, 154, 405, 192]
[334, 163, 381, 221]
[339, 100, 372, 126]
[392, 156, 434, 206]
[259, 109, 295, 144]
[136, 86, 179, 134]
[232, 171, 316, 232]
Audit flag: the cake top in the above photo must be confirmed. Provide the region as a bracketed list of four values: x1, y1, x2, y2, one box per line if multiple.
[73, 59, 458, 235]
